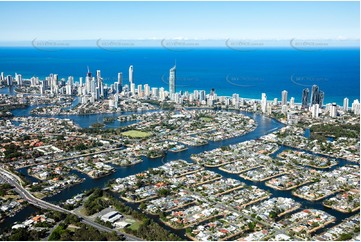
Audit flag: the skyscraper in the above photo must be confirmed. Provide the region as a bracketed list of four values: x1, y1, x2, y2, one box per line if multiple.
[301, 88, 309, 108]
[169, 65, 176, 95]
[137, 84, 143, 97]
[66, 76, 73, 95]
[144, 84, 150, 97]
[151, 87, 159, 97]
[193, 90, 199, 100]
[310, 85, 324, 107]
[96, 70, 101, 82]
[96, 70, 103, 98]
[351, 99, 360, 115]
[232, 93, 239, 106]
[261, 93, 267, 113]
[129, 65, 133, 85]
[311, 104, 319, 118]
[15, 74, 22, 86]
[319, 91, 324, 107]
[90, 77, 96, 94]
[117, 72, 123, 93]
[159, 87, 165, 101]
[86, 67, 92, 94]
[343, 98, 349, 111]
[290, 97, 295, 108]
[273, 98, 278, 106]
[311, 85, 319, 105]
[330, 103, 337, 118]
[281, 90, 288, 106]
[199, 90, 206, 101]
[130, 83, 135, 95]
[6, 75, 12, 86]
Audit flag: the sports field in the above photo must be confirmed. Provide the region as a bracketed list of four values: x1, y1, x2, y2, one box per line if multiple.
[121, 130, 151, 138]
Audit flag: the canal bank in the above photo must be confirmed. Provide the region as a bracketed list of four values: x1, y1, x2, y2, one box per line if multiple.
[0, 89, 359, 239]
[0, 109, 285, 233]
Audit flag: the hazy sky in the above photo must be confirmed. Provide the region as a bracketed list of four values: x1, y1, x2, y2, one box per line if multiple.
[0, 1, 359, 41]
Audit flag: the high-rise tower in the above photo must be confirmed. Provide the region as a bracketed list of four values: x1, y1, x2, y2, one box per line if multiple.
[261, 93, 267, 113]
[86, 67, 92, 94]
[117, 72, 123, 93]
[311, 85, 319, 105]
[169, 64, 176, 95]
[301, 88, 309, 108]
[343, 98, 349, 111]
[129, 65, 133, 85]
[281, 90, 288, 106]
[319, 91, 324, 107]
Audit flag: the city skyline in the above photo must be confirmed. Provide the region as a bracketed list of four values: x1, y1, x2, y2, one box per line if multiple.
[0, 1, 359, 241]
[2, 64, 357, 107]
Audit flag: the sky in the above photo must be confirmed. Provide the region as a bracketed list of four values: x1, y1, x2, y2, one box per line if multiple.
[0, 1, 359, 43]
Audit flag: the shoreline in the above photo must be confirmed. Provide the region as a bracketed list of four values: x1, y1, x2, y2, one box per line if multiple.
[323, 204, 360, 214]
[292, 189, 342, 202]
[307, 218, 337, 234]
[31, 178, 85, 200]
[168, 147, 189, 153]
[113, 159, 142, 167]
[120, 195, 158, 204]
[72, 167, 115, 179]
[202, 161, 231, 168]
[219, 165, 264, 174]
[265, 180, 312, 191]
[279, 143, 359, 163]
[147, 154, 164, 159]
[277, 155, 338, 169]
[239, 172, 288, 182]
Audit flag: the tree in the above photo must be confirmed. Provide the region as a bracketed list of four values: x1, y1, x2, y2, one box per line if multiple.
[157, 188, 171, 197]
[57, 135, 65, 141]
[248, 221, 256, 231]
[339, 233, 353, 241]
[48, 224, 64, 240]
[139, 202, 147, 210]
[269, 211, 278, 218]
[74, 143, 87, 151]
[8, 228, 29, 241]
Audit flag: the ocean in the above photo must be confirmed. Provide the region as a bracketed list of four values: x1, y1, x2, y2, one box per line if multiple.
[0, 47, 359, 105]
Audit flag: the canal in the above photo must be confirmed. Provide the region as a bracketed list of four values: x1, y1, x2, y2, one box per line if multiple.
[0, 87, 359, 239]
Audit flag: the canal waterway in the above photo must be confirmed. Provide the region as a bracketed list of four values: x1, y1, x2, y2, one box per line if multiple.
[0, 87, 359, 239]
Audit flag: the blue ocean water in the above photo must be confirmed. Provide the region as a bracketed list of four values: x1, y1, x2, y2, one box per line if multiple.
[0, 47, 359, 105]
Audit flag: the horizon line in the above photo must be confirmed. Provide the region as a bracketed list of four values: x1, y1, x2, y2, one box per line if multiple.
[0, 38, 359, 42]
[0, 38, 359, 48]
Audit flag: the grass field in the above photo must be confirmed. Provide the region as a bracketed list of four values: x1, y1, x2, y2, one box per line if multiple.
[121, 130, 151, 138]
[200, 117, 213, 122]
[128, 220, 142, 231]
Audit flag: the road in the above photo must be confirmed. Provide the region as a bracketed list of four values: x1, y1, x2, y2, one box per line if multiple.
[0, 168, 141, 241]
